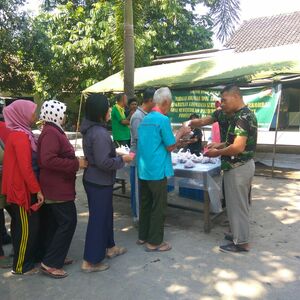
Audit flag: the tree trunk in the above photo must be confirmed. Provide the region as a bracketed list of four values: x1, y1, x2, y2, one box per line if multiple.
[124, 0, 135, 98]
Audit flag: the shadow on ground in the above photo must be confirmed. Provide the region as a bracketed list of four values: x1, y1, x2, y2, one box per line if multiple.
[0, 176, 299, 300]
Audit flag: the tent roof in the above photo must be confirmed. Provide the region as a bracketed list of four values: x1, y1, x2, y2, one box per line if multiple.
[83, 44, 300, 94]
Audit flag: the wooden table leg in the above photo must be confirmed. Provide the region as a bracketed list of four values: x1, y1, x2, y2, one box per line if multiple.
[203, 191, 211, 233]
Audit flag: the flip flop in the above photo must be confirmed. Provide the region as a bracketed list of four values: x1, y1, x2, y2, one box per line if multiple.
[12, 267, 39, 276]
[136, 240, 146, 245]
[106, 247, 127, 259]
[64, 258, 74, 265]
[145, 242, 172, 252]
[24, 268, 40, 275]
[40, 266, 68, 279]
[81, 262, 110, 273]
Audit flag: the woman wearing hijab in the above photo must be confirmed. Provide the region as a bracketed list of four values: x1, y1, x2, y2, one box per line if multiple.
[37, 100, 87, 278]
[0, 137, 13, 269]
[0, 116, 13, 269]
[80, 94, 133, 273]
[2, 100, 44, 275]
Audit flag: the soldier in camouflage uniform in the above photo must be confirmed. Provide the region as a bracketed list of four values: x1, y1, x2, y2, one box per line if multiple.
[221, 108, 257, 171]
[184, 102, 231, 209]
[205, 84, 257, 253]
[185, 105, 230, 143]
[211, 109, 231, 143]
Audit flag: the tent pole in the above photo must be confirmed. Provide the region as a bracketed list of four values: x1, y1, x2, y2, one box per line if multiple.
[75, 94, 84, 151]
[271, 84, 282, 177]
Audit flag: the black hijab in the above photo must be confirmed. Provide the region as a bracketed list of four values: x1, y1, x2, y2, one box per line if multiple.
[85, 93, 110, 123]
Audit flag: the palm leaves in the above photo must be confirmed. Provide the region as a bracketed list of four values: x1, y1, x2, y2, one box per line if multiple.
[209, 0, 240, 43]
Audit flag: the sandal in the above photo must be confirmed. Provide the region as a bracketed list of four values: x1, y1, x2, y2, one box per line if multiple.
[145, 242, 172, 252]
[24, 268, 40, 275]
[64, 258, 74, 265]
[0, 256, 12, 269]
[106, 246, 127, 259]
[40, 265, 68, 279]
[136, 240, 146, 245]
[12, 267, 39, 276]
[81, 261, 110, 273]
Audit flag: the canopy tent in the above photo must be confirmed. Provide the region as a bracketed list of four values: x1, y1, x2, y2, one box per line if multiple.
[83, 44, 300, 95]
[79, 44, 300, 178]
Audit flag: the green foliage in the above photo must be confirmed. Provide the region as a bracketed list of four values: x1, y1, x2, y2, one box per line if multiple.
[28, 2, 113, 99]
[29, 0, 214, 100]
[133, 1, 214, 63]
[0, 0, 240, 101]
[0, 0, 33, 93]
[41, 0, 97, 11]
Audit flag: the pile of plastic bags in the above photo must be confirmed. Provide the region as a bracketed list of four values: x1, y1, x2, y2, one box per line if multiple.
[172, 149, 219, 169]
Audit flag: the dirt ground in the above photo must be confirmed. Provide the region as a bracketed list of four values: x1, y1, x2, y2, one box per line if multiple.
[255, 162, 300, 180]
[0, 174, 299, 300]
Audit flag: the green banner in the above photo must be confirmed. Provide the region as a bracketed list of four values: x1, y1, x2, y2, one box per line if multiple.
[169, 86, 280, 130]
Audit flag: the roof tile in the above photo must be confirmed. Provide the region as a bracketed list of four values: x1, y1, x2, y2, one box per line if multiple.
[226, 11, 300, 52]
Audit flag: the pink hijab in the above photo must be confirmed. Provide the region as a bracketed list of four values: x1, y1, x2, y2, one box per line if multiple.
[3, 100, 37, 151]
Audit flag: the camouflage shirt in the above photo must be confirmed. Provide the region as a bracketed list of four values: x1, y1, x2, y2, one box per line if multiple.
[222, 106, 258, 171]
[211, 109, 230, 142]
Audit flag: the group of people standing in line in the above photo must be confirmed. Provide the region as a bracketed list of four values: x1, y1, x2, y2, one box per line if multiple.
[0, 97, 132, 277]
[0, 83, 257, 279]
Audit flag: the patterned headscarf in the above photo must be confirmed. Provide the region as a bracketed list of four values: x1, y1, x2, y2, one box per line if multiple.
[40, 100, 67, 130]
[3, 99, 37, 151]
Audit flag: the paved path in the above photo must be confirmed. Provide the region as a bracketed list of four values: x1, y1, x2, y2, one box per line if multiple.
[1, 176, 299, 300]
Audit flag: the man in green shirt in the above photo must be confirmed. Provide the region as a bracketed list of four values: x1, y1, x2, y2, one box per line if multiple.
[111, 94, 131, 147]
[205, 85, 257, 253]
